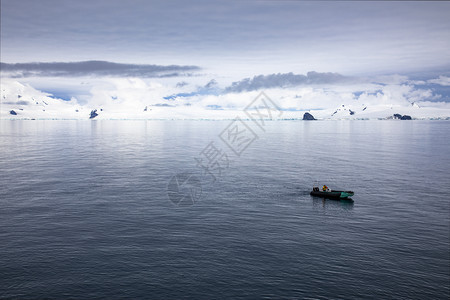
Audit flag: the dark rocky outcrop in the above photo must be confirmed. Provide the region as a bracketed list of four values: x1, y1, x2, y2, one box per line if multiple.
[303, 112, 316, 120]
[394, 113, 412, 120]
[90, 109, 98, 119]
[9, 110, 17, 115]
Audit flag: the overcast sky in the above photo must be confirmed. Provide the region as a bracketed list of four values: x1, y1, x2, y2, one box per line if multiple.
[1, 0, 450, 77]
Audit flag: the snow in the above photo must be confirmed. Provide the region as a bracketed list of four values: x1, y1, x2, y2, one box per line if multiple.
[1, 79, 450, 120]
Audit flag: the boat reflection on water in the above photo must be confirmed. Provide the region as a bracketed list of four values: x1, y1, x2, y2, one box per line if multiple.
[311, 197, 354, 211]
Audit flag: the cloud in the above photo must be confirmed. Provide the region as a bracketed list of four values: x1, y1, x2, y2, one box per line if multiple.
[406, 75, 450, 102]
[3, 75, 450, 120]
[224, 72, 350, 93]
[163, 79, 221, 100]
[428, 76, 450, 86]
[0, 61, 201, 78]
[152, 103, 175, 107]
[204, 79, 218, 89]
[176, 81, 189, 88]
[4, 1, 449, 76]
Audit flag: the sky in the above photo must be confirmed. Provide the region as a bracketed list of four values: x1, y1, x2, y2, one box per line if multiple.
[1, 0, 450, 119]
[1, 0, 450, 77]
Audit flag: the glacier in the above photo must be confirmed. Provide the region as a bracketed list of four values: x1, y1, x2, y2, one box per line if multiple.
[1, 78, 450, 120]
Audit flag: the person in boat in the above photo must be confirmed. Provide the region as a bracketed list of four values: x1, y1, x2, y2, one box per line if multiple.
[322, 185, 329, 192]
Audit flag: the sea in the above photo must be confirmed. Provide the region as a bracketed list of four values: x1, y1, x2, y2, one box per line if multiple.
[0, 120, 449, 299]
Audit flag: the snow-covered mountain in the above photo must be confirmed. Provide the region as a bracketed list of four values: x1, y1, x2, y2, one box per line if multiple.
[1, 77, 450, 120]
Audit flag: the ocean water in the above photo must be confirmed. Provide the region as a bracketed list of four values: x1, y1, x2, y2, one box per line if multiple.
[0, 120, 449, 299]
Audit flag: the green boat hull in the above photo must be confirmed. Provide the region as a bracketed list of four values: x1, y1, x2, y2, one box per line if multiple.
[310, 190, 354, 200]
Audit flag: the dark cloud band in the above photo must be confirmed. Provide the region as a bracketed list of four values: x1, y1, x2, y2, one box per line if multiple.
[225, 72, 350, 93]
[0, 61, 201, 78]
